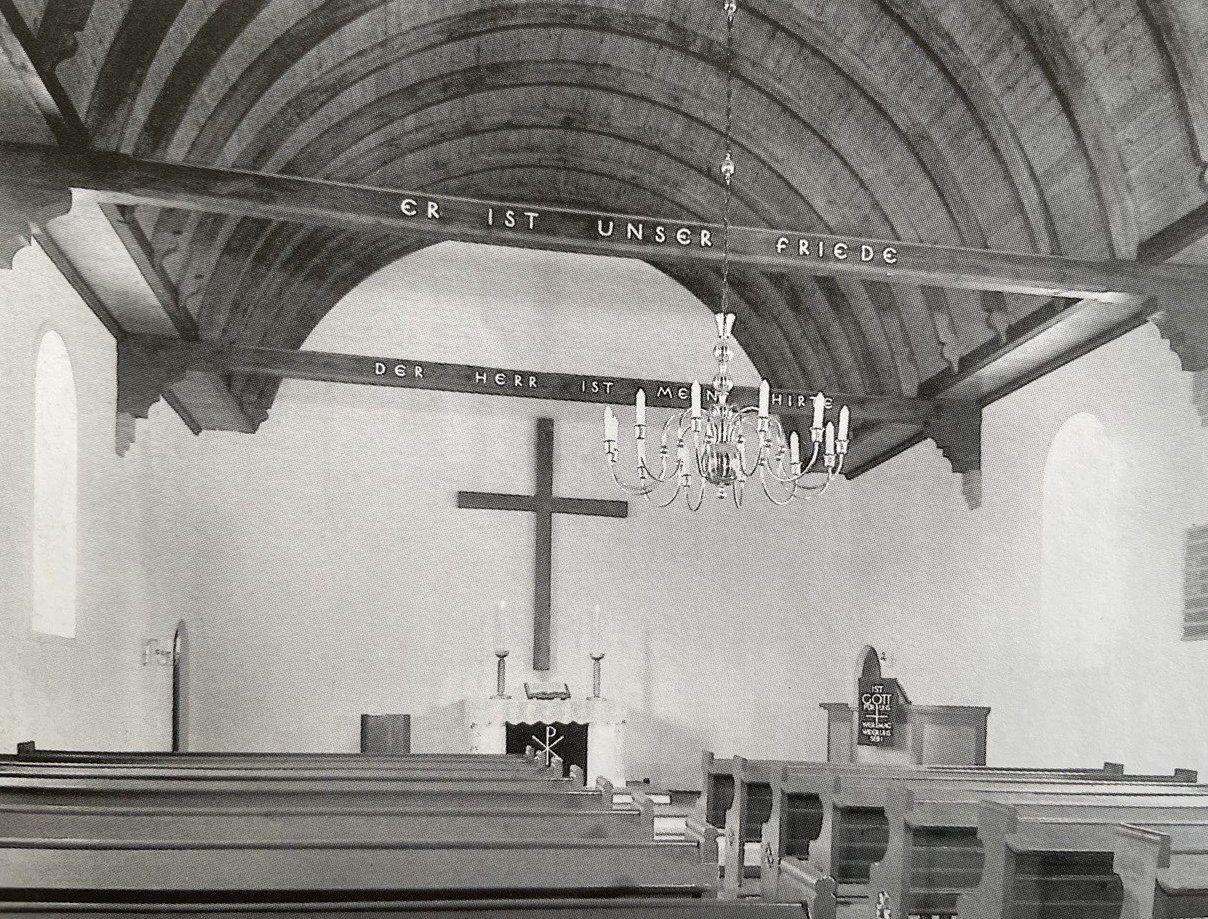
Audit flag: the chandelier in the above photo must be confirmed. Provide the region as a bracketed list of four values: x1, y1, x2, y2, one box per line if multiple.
[601, 0, 851, 509]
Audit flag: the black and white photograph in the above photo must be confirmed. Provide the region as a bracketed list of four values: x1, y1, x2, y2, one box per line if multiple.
[1, 0, 1207, 916]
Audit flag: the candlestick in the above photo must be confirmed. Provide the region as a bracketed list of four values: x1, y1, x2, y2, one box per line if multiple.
[492, 650, 511, 699]
[589, 651, 605, 700]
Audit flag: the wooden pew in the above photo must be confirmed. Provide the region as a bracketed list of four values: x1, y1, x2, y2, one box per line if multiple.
[0, 775, 608, 811]
[761, 770, 1200, 915]
[724, 760, 1186, 895]
[0, 762, 564, 782]
[871, 788, 1208, 919]
[950, 797, 1208, 919]
[0, 837, 719, 900]
[695, 754, 1147, 889]
[0, 797, 659, 843]
[0, 897, 813, 918]
[14, 745, 548, 772]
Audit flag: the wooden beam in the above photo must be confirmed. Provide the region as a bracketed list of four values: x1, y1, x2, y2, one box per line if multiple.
[123, 335, 961, 428]
[6, 143, 1208, 305]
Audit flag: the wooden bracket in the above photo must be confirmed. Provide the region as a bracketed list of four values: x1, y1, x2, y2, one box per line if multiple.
[33, 0, 95, 71]
[923, 401, 983, 508]
[0, 181, 72, 269]
[1152, 301, 1208, 373]
[115, 336, 211, 454]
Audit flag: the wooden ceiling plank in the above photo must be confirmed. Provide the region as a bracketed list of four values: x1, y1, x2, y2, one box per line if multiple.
[9, 142, 1208, 304]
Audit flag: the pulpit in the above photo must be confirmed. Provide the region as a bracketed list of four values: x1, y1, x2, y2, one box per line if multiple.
[410, 697, 631, 784]
[820, 700, 989, 765]
[821, 649, 989, 765]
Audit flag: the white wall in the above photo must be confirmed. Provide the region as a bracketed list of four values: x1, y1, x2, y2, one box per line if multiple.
[6, 237, 1207, 783]
[852, 322, 1208, 775]
[0, 244, 170, 753]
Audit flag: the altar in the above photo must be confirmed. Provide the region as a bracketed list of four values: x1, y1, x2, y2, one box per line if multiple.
[410, 696, 632, 785]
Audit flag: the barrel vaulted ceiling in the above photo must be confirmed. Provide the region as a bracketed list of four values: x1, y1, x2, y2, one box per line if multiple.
[6, 0, 1208, 468]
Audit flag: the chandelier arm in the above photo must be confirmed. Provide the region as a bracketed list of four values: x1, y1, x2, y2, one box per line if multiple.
[608, 460, 672, 497]
[759, 473, 799, 506]
[653, 474, 687, 508]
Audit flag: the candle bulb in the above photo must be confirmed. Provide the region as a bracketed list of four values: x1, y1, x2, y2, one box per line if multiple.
[635, 388, 646, 428]
[838, 405, 850, 442]
[811, 392, 826, 430]
[690, 380, 701, 418]
[758, 379, 770, 418]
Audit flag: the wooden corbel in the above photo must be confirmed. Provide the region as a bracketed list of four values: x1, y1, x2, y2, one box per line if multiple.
[115, 336, 213, 454]
[1152, 301, 1208, 373]
[925, 401, 983, 509]
[0, 181, 72, 269]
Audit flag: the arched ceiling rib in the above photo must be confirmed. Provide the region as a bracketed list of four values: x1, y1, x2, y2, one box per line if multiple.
[25, 0, 1207, 425]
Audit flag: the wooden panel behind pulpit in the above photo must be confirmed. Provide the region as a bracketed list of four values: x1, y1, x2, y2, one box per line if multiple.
[360, 713, 411, 754]
[820, 702, 988, 765]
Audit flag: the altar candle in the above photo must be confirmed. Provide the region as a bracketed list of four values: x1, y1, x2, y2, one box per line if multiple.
[591, 603, 603, 655]
[493, 600, 507, 653]
[690, 381, 701, 418]
[635, 388, 646, 427]
[758, 379, 770, 417]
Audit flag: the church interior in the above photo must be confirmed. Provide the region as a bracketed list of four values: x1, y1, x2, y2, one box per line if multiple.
[2, 0, 1208, 916]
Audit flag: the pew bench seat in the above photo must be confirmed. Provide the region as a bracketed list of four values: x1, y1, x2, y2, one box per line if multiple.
[0, 896, 812, 918]
[0, 804, 655, 843]
[0, 838, 717, 897]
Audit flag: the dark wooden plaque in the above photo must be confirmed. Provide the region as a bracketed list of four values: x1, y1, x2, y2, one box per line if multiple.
[858, 677, 898, 746]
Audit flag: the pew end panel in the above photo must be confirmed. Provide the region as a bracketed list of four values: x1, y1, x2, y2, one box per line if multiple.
[866, 786, 916, 919]
[760, 771, 827, 902]
[773, 856, 837, 919]
[951, 800, 1020, 919]
[1114, 823, 1171, 919]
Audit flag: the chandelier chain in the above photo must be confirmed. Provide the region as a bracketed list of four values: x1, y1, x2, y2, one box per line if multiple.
[721, 0, 736, 319]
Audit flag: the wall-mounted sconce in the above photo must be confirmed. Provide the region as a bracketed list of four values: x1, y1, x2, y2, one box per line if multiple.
[141, 639, 174, 667]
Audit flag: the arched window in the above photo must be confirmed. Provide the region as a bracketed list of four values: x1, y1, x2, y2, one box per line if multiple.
[1040, 412, 1120, 668]
[31, 330, 78, 638]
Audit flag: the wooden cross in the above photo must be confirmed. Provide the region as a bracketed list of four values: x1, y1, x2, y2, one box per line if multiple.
[458, 418, 628, 671]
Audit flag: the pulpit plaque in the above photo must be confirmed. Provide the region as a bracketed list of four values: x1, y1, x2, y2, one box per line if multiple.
[858, 677, 898, 746]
